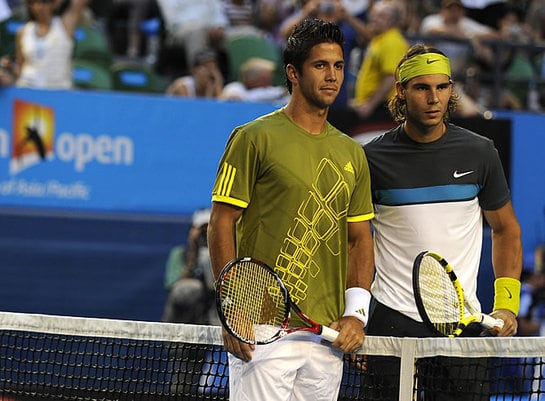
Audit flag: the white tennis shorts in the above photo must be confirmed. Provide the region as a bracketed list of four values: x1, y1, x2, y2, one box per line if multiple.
[227, 331, 344, 401]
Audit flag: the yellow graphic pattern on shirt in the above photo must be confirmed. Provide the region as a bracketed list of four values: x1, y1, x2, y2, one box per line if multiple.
[275, 158, 350, 304]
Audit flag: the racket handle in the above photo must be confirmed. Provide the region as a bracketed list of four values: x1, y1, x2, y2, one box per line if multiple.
[481, 314, 505, 329]
[320, 325, 339, 342]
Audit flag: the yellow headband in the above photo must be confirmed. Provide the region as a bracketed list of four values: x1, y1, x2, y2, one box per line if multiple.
[398, 53, 451, 83]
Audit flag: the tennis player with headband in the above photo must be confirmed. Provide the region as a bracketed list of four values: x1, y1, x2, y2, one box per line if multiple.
[362, 44, 523, 401]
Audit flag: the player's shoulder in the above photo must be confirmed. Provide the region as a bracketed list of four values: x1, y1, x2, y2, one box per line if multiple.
[233, 108, 284, 135]
[446, 123, 495, 148]
[362, 125, 401, 149]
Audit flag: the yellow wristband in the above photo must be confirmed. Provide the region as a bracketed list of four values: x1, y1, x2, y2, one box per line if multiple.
[493, 277, 521, 316]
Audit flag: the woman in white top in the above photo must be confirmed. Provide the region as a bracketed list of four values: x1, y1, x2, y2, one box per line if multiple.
[15, 0, 89, 89]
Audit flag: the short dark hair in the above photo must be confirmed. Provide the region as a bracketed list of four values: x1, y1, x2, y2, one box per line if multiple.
[282, 18, 344, 93]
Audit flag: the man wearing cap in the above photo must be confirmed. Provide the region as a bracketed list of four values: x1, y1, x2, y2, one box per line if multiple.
[420, 0, 498, 79]
[361, 44, 522, 400]
[165, 49, 224, 98]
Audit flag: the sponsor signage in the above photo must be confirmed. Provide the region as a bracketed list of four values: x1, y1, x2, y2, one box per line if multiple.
[0, 88, 276, 214]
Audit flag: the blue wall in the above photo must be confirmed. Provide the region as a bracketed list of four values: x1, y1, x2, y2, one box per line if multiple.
[0, 88, 543, 321]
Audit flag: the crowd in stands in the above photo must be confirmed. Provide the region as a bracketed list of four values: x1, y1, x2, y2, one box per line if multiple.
[1, 0, 545, 120]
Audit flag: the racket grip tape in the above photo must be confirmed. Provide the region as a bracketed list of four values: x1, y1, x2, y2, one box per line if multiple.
[481, 313, 505, 329]
[320, 326, 339, 342]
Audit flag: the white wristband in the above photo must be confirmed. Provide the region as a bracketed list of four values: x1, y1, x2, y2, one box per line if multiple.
[343, 287, 371, 326]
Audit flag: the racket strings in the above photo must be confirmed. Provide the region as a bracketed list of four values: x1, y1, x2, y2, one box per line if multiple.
[218, 260, 288, 342]
[419, 256, 460, 336]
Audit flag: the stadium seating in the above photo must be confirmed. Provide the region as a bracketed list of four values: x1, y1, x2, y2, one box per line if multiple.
[72, 59, 114, 90]
[73, 25, 114, 69]
[111, 60, 166, 93]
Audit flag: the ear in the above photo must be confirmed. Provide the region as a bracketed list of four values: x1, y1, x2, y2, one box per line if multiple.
[286, 64, 298, 86]
[396, 81, 405, 99]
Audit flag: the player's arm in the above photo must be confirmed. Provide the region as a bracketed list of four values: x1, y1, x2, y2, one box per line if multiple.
[483, 200, 523, 337]
[330, 219, 374, 353]
[207, 201, 255, 361]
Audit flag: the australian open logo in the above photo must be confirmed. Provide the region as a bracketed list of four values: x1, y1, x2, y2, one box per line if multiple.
[10, 99, 55, 175]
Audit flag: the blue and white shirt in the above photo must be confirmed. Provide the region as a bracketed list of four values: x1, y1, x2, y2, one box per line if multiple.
[363, 123, 510, 321]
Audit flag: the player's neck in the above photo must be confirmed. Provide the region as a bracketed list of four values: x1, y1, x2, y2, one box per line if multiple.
[403, 120, 446, 143]
[283, 101, 328, 136]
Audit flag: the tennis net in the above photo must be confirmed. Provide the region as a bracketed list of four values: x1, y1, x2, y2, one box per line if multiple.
[0, 311, 543, 400]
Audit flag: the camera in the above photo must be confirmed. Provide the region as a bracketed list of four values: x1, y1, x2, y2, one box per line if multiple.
[319, 1, 335, 14]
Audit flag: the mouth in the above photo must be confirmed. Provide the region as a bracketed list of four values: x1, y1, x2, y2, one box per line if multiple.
[321, 86, 338, 94]
[426, 110, 441, 117]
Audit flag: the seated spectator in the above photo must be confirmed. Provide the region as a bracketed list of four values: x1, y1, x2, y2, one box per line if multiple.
[162, 208, 218, 325]
[14, 0, 90, 89]
[165, 49, 224, 98]
[220, 57, 288, 103]
[420, 0, 498, 80]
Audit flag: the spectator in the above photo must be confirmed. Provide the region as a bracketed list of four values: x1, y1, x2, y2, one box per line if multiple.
[461, 0, 507, 30]
[351, 1, 409, 122]
[0, 55, 16, 86]
[420, 0, 498, 80]
[420, 0, 502, 115]
[165, 49, 224, 98]
[220, 57, 288, 103]
[14, 0, 89, 89]
[254, 0, 297, 45]
[162, 208, 218, 325]
[155, 0, 227, 74]
[518, 270, 545, 336]
[526, 0, 545, 44]
[223, 0, 265, 38]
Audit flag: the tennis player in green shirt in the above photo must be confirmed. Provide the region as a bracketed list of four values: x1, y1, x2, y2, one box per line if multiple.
[208, 18, 375, 401]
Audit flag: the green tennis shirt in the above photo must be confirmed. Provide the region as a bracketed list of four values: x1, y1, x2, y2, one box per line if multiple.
[212, 109, 374, 326]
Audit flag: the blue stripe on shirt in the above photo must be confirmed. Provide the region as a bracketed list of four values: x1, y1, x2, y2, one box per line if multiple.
[374, 184, 480, 206]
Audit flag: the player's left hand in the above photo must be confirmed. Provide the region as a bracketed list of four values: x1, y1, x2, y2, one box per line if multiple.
[329, 316, 365, 353]
[488, 309, 518, 337]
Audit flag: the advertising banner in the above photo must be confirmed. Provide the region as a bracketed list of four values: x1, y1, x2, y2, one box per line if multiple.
[0, 87, 276, 215]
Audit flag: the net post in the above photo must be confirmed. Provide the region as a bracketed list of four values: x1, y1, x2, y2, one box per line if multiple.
[399, 337, 417, 401]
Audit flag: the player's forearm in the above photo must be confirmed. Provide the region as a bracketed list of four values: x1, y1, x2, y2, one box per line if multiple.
[491, 228, 523, 280]
[347, 221, 374, 290]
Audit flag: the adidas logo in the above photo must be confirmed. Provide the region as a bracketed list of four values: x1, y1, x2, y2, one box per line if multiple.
[344, 161, 354, 174]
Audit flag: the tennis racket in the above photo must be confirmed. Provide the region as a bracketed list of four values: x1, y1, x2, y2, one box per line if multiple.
[215, 256, 339, 344]
[412, 251, 504, 338]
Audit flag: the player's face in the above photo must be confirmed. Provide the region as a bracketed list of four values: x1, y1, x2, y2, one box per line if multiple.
[293, 42, 344, 109]
[399, 74, 452, 134]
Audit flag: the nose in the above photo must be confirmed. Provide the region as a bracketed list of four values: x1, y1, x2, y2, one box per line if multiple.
[427, 89, 439, 104]
[325, 66, 338, 82]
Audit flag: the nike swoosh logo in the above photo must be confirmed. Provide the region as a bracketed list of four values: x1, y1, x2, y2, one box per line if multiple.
[453, 170, 474, 178]
[506, 288, 513, 299]
[426, 59, 439, 64]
